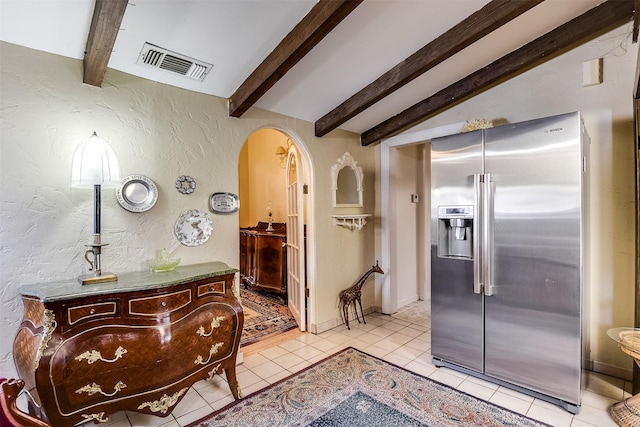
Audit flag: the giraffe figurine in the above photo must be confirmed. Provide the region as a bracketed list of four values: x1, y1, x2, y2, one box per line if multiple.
[338, 261, 384, 330]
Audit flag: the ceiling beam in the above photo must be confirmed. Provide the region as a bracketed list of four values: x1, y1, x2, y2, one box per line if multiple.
[83, 0, 128, 87]
[361, 0, 635, 146]
[229, 0, 363, 118]
[314, 0, 544, 138]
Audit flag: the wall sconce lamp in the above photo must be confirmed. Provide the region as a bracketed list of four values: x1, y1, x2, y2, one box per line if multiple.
[275, 145, 288, 165]
[275, 139, 293, 168]
[71, 132, 121, 285]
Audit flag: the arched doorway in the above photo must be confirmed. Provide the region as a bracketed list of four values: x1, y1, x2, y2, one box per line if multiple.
[238, 128, 313, 332]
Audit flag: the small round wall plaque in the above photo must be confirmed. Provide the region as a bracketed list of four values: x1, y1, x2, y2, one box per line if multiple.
[175, 175, 196, 194]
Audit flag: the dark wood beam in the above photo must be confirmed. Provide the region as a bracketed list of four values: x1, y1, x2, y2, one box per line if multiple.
[361, 0, 635, 146]
[83, 0, 128, 87]
[315, 0, 544, 137]
[229, 0, 363, 118]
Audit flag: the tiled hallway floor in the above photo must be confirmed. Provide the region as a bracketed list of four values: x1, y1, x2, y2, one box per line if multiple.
[99, 310, 629, 427]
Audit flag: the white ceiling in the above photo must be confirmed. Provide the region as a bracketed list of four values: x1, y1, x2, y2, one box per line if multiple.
[0, 0, 606, 134]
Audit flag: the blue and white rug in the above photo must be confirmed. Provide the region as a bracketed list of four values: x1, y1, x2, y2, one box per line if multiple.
[187, 347, 550, 427]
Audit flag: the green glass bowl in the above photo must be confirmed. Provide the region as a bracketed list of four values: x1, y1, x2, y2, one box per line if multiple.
[147, 258, 180, 272]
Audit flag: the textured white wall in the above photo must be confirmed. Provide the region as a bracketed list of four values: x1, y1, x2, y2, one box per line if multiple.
[0, 42, 374, 377]
[392, 23, 637, 377]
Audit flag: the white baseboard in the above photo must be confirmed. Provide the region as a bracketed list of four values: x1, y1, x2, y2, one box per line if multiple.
[313, 307, 375, 334]
[591, 360, 632, 381]
[397, 295, 418, 309]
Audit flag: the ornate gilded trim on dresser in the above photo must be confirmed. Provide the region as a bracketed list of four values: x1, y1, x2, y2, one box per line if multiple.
[33, 309, 57, 371]
[206, 363, 222, 381]
[196, 315, 225, 337]
[81, 412, 108, 423]
[137, 387, 188, 414]
[75, 346, 127, 364]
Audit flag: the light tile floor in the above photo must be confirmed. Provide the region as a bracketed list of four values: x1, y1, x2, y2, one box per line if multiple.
[98, 311, 629, 427]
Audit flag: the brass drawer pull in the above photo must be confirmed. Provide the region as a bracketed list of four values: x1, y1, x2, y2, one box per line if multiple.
[76, 381, 127, 397]
[75, 346, 127, 364]
[194, 342, 224, 365]
[196, 316, 225, 337]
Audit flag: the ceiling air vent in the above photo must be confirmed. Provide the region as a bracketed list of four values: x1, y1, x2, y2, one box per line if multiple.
[137, 43, 212, 81]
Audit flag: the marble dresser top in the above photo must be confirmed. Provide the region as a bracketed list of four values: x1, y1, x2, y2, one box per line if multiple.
[19, 262, 238, 302]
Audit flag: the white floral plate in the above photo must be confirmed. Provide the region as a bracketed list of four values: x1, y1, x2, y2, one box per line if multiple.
[174, 209, 212, 246]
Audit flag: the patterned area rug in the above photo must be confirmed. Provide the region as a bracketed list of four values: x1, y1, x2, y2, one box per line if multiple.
[187, 348, 550, 427]
[240, 287, 298, 347]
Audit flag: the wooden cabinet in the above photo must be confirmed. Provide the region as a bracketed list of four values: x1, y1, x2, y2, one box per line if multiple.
[240, 222, 287, 295]
[12, 262, 243, 427]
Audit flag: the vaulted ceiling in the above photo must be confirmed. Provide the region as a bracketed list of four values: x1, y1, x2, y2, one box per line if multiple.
[1, 0, 637, 146]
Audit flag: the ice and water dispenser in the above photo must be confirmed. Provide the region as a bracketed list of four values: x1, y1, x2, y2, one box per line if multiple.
[437, 206, 474, 259]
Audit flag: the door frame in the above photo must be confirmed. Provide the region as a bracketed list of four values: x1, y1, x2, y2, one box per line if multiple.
[250, 126, 315, 330]
[379, 122, 464, 314]
[286, 147, 306, 331]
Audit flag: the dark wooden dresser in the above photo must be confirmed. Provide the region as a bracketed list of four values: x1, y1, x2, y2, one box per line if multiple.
[239, 222, 287, 295]
[12, 262, 243, 427]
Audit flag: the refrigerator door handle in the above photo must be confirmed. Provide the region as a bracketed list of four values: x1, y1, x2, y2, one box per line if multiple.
[473, 173, 482, 294]
[484, 172, 495, 296]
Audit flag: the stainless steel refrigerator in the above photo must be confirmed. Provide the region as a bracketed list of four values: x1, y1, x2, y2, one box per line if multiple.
[430, 112, 589, 413]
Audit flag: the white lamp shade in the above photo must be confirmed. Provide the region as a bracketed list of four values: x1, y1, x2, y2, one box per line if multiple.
[71, 132, 121, 188]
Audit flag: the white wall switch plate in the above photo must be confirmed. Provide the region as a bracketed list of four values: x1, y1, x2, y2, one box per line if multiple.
[583, 58, 602, 87]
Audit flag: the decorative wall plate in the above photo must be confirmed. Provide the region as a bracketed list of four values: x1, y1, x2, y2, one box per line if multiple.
[209, 192, 239, 214]
[174, 209, 212, 246]
[116, 175, 158, 213]
[175, 175, 196, 194]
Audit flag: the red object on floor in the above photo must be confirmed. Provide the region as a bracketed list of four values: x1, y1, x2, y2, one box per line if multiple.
[0, 378, 51, 427]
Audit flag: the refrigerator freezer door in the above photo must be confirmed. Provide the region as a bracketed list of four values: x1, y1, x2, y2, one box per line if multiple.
[431, 131, 484, 372]
[483, 112, 583, 405]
